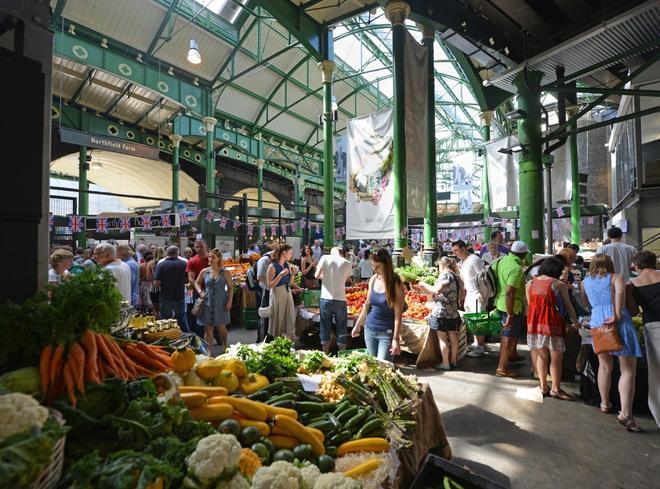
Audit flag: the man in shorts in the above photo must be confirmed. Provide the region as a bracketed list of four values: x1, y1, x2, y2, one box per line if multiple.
[494, 240, 529, 377]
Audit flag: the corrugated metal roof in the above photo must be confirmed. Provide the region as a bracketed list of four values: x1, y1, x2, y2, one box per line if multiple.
[267, 112, 314, 142]
[487, 1, 660, 93]
[62, 0, 162, 52]
[299, 0, 373, 25]
[216, 86, 265, 122]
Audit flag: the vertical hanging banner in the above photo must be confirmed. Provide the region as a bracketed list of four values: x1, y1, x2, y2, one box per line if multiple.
[403, 30, 429, 219]
[347, 31, 428, 239]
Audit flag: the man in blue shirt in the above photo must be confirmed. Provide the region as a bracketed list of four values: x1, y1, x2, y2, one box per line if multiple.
[480, 230, 509, 258]
[117, 244, 139, 307]
[154, 246, 189, 332]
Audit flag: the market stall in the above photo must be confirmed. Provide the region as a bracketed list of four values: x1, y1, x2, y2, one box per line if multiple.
[0, 268, 452, 489]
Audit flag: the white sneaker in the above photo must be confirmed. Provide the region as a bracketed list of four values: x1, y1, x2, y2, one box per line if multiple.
[467, 350, 484, 358]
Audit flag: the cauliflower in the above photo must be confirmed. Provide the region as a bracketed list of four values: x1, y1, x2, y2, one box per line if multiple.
[0, 392, 49, 442]
[299, 463, 321, 489]
[186, 434, 242, 483]
[251, 461, 301, 489]
[314, 472, 363, 489]
[216, 473, 250, 489]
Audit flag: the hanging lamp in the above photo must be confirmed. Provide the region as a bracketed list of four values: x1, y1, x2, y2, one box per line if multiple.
[187, 39, 202, 64]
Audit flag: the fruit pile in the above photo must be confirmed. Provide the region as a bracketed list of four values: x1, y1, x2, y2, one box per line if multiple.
[346, 289, 368, 316]
[403, 291, 431, 321]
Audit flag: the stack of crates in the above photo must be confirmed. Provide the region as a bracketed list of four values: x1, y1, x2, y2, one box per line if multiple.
[242, 308, 259, 330]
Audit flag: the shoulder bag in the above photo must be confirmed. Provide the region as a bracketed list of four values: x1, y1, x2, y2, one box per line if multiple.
[591, 275, 623, 354]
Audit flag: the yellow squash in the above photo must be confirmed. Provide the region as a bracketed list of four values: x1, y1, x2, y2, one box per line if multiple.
[344, 459, 382, 479]
[263, 404, 298, 420]
[209, 396, 268, 421]
[212, 370, 240, 393]
[235, 419, 270, 436]
[179, 386, 228, 397]
[337, 438, 390, 457]
[196, 359, 226, 380]
[170, 348, 196, 373]
[188, 403, 233, 421]
[238, 373, 269, 395]
[267, 435, 299, 449]
[179, 392, 207, 409]
[223, 358, 247, 378]
[273, 415, 325, 455]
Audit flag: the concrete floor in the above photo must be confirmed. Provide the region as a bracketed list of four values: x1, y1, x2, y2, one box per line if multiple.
[221, 325, 660, 488]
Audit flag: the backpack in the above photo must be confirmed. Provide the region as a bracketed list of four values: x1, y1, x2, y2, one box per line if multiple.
[246, 261, 260, 291]
[475, 258, 502, 311]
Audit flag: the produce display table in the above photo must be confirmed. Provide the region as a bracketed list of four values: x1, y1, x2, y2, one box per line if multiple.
[391, 382, 452, 488]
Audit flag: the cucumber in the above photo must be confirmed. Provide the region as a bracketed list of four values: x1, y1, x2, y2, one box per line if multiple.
[324, 413, 341, 430]
[298, 412, 320, 425]
[266, 392, 297, 404]
[307, 419, 334, 432]
[296, 401, 335, 413]
[247, 390, 271, 402]
[258, 381, 285, 395]
[298, 391, 325, 403]
[270, 399, 296, 409]
[355, 418, 384, 439]
[325, 446, 337, 458]
[345, 408, 370, 433]
[332, 400, 351, 417]
[329, 430, 352, 445]
[336, 406, 359, 424]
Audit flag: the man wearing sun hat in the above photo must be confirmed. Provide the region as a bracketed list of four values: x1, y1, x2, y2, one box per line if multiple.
[493, 240, 529, 378]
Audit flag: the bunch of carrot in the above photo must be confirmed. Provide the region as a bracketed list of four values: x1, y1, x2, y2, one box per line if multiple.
[40, 330, 172, 407]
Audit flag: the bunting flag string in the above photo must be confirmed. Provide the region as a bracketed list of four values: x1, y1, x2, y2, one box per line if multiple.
[179, 212, 189, 226]
[160, 214, 171, 227]
[587, 216, 595, 225]
[96, 216, 108, 234]
[68, 215, 84, 233]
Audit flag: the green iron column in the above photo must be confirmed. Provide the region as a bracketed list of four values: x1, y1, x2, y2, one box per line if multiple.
[567, 103, 581, 244]
[169, 134, 182, 205]
[385, 1, 410, 262]
[420, 23, 437, 264]
[256, 159, 264, 228]
[513, 70, 545, 253]
[296, 175, 305, 238]
[202, 116, 217, 204]
[319, 59, 336, 251]
[78, 146, 88, 248]
[480, 111, 494, 242]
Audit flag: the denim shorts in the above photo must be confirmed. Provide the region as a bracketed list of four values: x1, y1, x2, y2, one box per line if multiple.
[499, 311, 526, 338]
[364, 327, 393, 362]
[319, 299, 348, 346]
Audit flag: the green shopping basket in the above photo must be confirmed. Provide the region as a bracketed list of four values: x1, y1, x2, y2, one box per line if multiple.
[463, 310, 502, 336]
[303, 289, 322, 308]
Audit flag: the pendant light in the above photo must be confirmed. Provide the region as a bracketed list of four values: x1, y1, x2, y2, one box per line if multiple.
[187, 39, 202, 64]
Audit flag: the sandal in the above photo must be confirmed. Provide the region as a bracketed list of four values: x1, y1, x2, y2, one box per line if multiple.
[509, 354, 525, 363]
[495, 369, 518, 378]
[600, 403, 613, 414]
[550, 389, 574, 401]
[617, 415, 642, 433]
[540, 388, 550, 397]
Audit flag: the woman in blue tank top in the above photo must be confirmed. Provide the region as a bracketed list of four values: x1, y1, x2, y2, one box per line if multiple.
[351, 248, 406, 361]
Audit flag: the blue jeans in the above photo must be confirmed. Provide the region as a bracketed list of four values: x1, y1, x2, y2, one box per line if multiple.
[160, 299, 189, 332]
[320, 299, 348, 347]
[364, 327, 393, 362]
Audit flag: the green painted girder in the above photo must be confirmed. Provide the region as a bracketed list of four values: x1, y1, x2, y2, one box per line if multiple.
[52, 0, 68, 22]
[135, 97, 165, 126]
[255, 0, 325, 61]
[147, 0, 181, 55]
[321, 3, 380, 28]
[211, 17, 259, 86]
[153, 0, 238, 46]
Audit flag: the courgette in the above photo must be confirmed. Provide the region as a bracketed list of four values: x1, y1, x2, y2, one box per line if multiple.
[355, 418, 384, 439]
[337, 406, 359, 424]
[258, 381, 284, 395]
[296, 401, 335, 413]
[345, 409, 370, 433]
[266, 392, 297, 404]
[247, 390, 270, 402]
[329, 430, 352, 445]
[325, 446, 337, 457]
[299, 412, 320, 424]
[332, 400, 351, 416]
[307, 419, 334, 432]
[270, 399, 296, 409]
[298, 391, 324, 403]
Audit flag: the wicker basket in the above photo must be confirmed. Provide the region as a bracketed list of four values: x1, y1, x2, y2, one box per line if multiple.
[29, 410, 66, 489]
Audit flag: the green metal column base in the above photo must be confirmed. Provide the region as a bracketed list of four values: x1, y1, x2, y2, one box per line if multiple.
[421, 248, 438, 267]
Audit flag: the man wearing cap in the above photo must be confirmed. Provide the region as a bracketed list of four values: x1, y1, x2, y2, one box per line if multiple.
[494, 240, 529, 377]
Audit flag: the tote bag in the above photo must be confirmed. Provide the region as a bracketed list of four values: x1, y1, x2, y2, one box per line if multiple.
[591, 276, 623, 354]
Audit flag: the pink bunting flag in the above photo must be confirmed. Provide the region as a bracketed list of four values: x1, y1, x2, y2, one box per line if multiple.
[205, 210, 215, 223]
[587, 216, 594, 225]
[119, 216, 131, 232]
[96, 217, 108, 233]
[219, 216, 228, 229]
[556, 207, 565, 217]
[247, 223, 254, 236]
[160, 214, 171, 227]
[179, 212, 189, 225]
[234, 221, 241, 229]
[68, 215, 84, 233]
[270, 225, 277, 236]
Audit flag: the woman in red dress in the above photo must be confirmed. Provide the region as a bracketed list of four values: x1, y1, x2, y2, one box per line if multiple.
[526, 257, 581, 399]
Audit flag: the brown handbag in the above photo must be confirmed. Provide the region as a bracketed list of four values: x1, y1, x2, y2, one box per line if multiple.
[591, 275, 623, 354]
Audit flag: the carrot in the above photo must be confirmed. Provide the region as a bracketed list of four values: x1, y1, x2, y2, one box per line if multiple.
[95, 334, 124, 379]
[97, 355, 106, 380]
[136, 342, 172, 368]
[112, 342, 139, 378]
[133, 364, 154, 377]
[45, 370, 63, 405]
[39, 344, 53, 395]
[103, 336, 133, 378]
[81, 330, 99, 383]
[50, 344, 65, 386]
[70, 343, 86, 394]
[63, 357, 77, 408]
[125, 344, 159, 369]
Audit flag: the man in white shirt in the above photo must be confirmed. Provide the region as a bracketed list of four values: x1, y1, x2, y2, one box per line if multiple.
[311, 239, 323, 261]
[93, 243, 132, 302]
[452, 240, 486, 357]
[315, 247, 353, 354]
[597, 226, 637, 282]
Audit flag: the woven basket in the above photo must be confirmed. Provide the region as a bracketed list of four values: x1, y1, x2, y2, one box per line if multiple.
[29, 410, 66, 489]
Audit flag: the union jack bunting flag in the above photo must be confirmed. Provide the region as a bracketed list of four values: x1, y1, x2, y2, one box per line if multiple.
[205, 211, 215, 223]
[68, 215, 84, 233]
[119, 216, 131, 232]
[179, 212, 189, 225]
[234, 221, 241, 229]
[96, 217, 108, 233]
[219, 217, 228, 229]
[587, 216, 595, 225]
[160, 214, 171, 227]
[556, 207, 565, 217]
[247, 223, 254, 236]
[270, 226, 277, 236]
[141, 216, 152, 231]
[48, 214, 54, 231]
